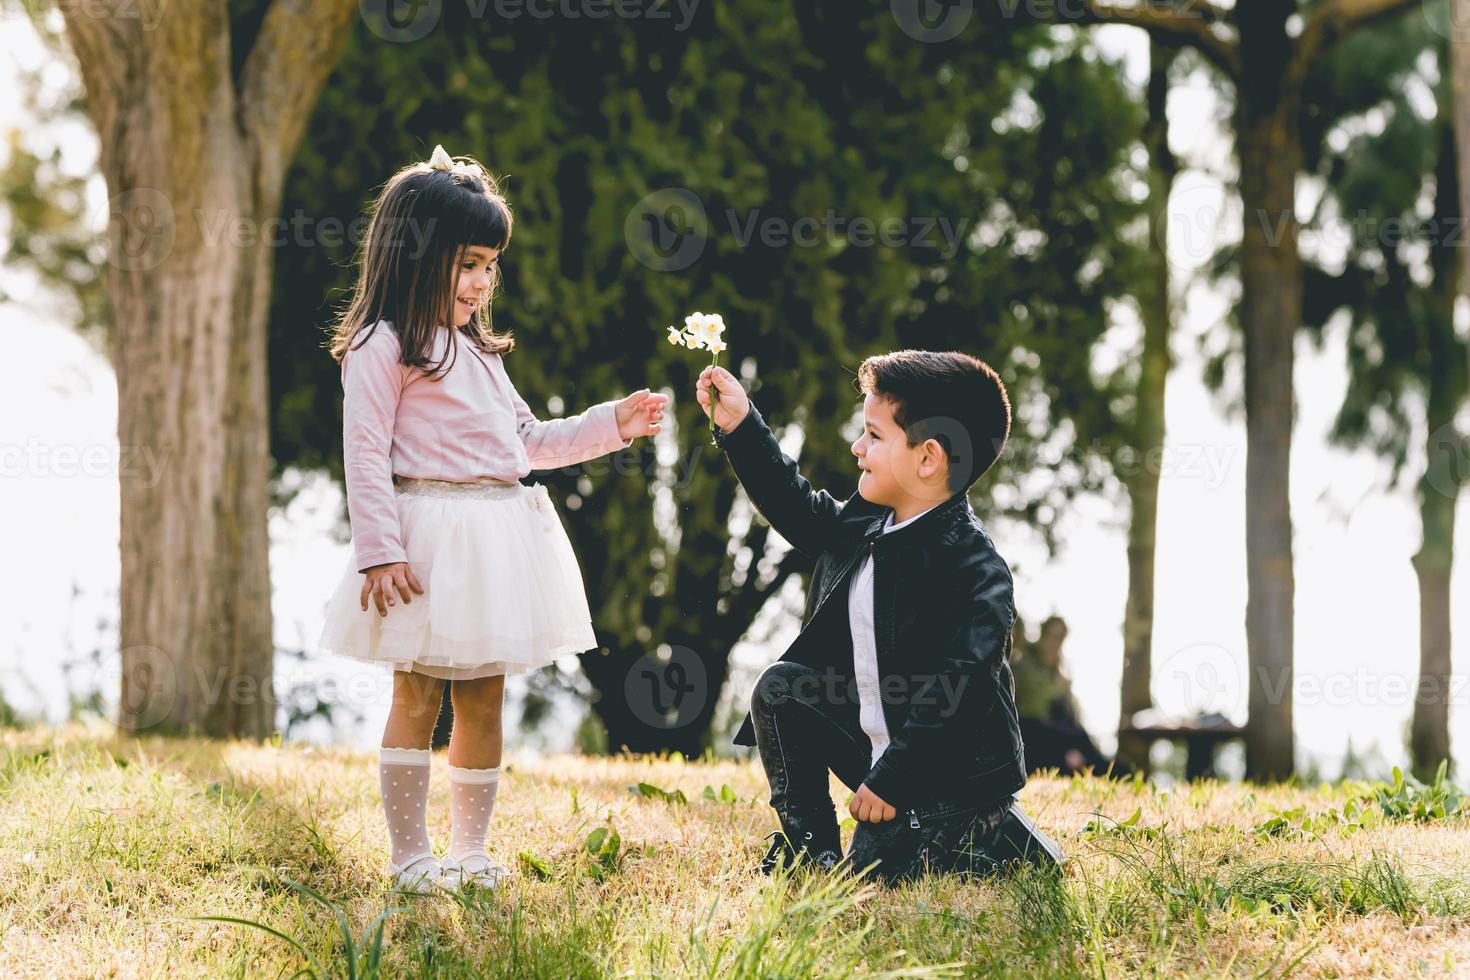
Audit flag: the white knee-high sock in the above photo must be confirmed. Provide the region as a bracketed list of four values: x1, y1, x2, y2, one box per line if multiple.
[447, 764, 501, 861]
[379, 747, 434, 868]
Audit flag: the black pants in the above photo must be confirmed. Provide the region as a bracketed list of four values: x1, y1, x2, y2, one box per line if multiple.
[750, 661, 1013, 887]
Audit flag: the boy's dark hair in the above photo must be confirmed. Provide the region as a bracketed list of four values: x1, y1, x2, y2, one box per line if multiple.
[856, 350, 1011, 494]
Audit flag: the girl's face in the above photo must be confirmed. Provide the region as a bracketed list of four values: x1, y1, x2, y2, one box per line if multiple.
[454, 245, 501, 326]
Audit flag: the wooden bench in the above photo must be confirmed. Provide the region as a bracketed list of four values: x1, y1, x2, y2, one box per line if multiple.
[1118, 710, 1246, 781]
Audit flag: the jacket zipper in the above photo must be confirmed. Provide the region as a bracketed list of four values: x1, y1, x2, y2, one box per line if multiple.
[805, 526, 882, 623]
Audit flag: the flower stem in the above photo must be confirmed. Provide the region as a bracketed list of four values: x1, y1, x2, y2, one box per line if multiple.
[709, 349, 720, 439]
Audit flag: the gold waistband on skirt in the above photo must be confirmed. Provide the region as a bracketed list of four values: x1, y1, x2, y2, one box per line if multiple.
[392, 476, 525, 500]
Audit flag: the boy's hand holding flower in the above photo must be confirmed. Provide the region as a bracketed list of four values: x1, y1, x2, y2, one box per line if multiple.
[615, 389, 670, 440]
[667, 311, 733, 440]
[695, 366, 749, 433]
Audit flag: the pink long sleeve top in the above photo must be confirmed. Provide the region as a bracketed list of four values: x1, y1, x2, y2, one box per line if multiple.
[341, 321, 630, 572]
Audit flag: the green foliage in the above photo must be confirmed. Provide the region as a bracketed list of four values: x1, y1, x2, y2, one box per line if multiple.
[703, 782, 739, 805]
[629, 781, 688, 804]
[582, 824, 624, 881]
[514, 822, 648, 884]
[1374, 763, 1463, 823]
[628, 780, 681, 803]
[1098, 766, 1464, 849]
[1249, 798, 1375, 841]
[1080, 805, 1163, 841]
[0, 2, 1153, 751]
[0, 69, 108, 341]
[1301, 14, 1468, 482]
[264, 1, 1150, 750]
[517, 848, 556, 881]
[196, 876, 405, 980]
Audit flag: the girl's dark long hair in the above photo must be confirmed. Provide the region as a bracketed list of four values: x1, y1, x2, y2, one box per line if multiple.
[329, 151, 514, 372]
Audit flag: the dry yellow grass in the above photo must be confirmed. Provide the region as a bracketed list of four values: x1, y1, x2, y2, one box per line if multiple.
[0, 723, 1466, 978]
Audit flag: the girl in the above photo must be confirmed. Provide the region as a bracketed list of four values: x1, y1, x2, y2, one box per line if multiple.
[318, 146, 668, 893]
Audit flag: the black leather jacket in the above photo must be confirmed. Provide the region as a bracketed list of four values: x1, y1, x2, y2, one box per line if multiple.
[719, 402, 1027, 810]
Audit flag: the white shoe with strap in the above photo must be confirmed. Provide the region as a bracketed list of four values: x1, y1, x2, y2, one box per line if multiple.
[437, 851, 512, 890]
[387, 852, 441, 895]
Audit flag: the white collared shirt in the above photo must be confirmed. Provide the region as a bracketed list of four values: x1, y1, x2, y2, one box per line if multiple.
[848, 503, 941, 768]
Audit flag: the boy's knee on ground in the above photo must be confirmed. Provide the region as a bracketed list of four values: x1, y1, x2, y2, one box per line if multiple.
[750, 661, 817, 714]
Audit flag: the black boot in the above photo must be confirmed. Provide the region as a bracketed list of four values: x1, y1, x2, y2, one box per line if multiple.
[758, 803, 842, 876]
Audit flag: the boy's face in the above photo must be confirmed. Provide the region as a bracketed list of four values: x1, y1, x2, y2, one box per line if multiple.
[453, 245, 501, 326]
[851, 394, 948, 509]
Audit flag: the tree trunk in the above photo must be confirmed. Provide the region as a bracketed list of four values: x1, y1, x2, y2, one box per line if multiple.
[61, 1, 356, 738]
[1411, 117, 1466, 780]
[1236, 6, 1300, 782]
[1412, 409, 1458, 780]
[1453, 0, 1470, 392]
[1118, 38, 1179, 775]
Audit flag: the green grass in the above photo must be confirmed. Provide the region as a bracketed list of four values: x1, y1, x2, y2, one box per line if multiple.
[1, 724, 1468, 977]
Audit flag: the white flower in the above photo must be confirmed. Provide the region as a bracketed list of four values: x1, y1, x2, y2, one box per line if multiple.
[663, 310, 728, 357]
[683, 312, 723, 346]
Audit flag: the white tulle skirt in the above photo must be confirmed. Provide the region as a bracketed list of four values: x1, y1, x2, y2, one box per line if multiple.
[317, 477, 598, 680]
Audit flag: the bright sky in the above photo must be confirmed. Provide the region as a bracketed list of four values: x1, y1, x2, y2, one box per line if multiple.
[1, 14, 1466, 776]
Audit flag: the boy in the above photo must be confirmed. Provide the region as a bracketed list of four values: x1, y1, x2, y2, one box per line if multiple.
[696, 350, 1059, 885]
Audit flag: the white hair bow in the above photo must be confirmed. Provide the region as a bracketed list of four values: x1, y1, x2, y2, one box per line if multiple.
[426, 144, 486, 180]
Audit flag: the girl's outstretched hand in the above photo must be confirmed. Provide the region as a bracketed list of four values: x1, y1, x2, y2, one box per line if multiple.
[616, 388, 670, 441]
[696, 366, 749, 432]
